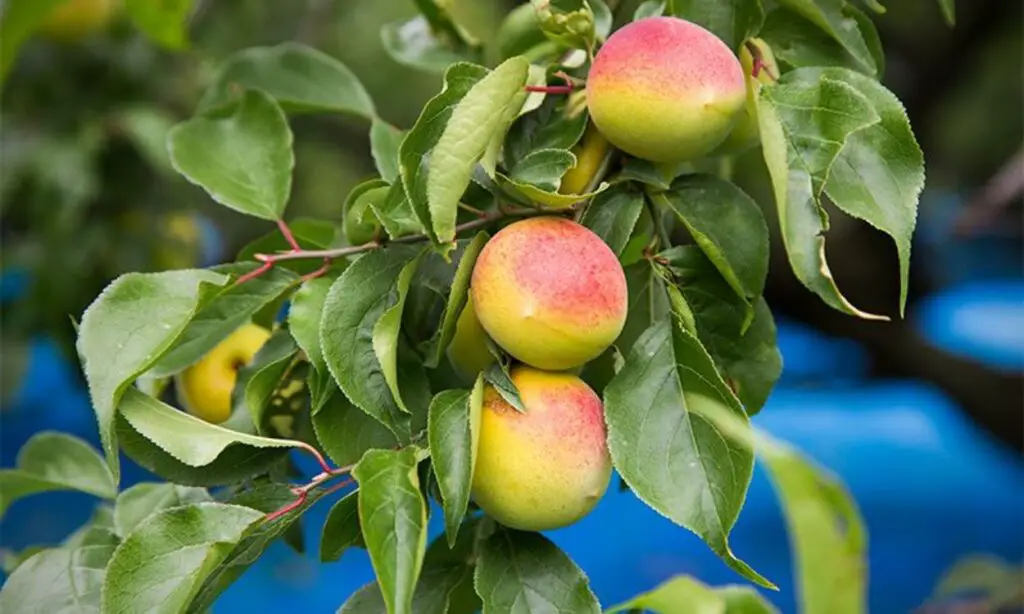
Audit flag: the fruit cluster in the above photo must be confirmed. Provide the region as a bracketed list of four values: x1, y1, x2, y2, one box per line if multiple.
[178, 15, 769, 532]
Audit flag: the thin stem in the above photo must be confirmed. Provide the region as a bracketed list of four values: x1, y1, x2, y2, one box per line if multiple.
[458, 202, 488, 218]
[235, 261, 273, 285]
[524, 84, 574, 94]
[295, 441, 333, 474]
[300, 258, 332, 282]
[276, 218, 302, 252]
[253, 207, 538, 264]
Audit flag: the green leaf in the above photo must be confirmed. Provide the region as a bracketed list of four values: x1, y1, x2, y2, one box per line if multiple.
[483, 362, 525, 412]
[341, 526, 482, 613]
[660, 246, 781, 414]
[353, 447, 430, 614]
[428, 376, 484, 546]
[773, 0, 876, 74]
[0, 432, 116, 518]
[118, 388, 304, 467]
[124, 0, 195, 50]
[580, 184, 645, 257]
[938, 0, 955, 26]
[200, 43, 375, 118]
[668, 0, 765, 50]
[719, 585, 780, 613]
[101, 503, 262, 614]
[373, 252, 427, 414]
[758, 76, 885, 319]
[116, 414, 288, 486]
[606, 575, 721, 613]
[113, 483, 212, 539]
[0, 0, 67, 82]
[77, 269, 229, 480]
[115, 106, 177, 174]
[401, 63, 489, 243]
[320, 246, 424, 439]
[620, 261, 671, 354]
[604, 319, 772, 588]
[504, 95, 588, 169]
[634, 0, 667, 20]
[800, 67, 924, 316]
[170, 89, 293, 221]
[475, 528, 600, 613]
[344, 178, 387, 244]
[496, 171, 609, 210]
[62, 506, 119, 552]
[427, 57, 530, 244]
[150, 265, 297, 377]
[382, 16, 482, 74]
[652, 174, 769, 307]
[0, 545, 116, 614]
[312, 391, 400, 468]
[508, 148, 577, 191]
[618, 157, 674, 191]
[422, 232, 488, 368]
[289, 271, 340, 374]
[320, 491, 363, 562]
[762, 443, 866, 613]
[374, 181, 428, 240]
[188, 485, 329, 611]
[606, 575, 780, 613]
[371, 120, 407, 184]
[760, 8, 876, 75]
[237, 329, 299, 430]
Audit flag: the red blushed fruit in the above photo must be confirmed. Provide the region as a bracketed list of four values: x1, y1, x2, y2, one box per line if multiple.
[470, 216, 628, 371]
[586, 16, 747, 162]
[471, 366, 612, 531]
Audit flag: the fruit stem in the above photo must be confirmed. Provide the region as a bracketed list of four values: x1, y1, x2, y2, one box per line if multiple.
[524, 84, 575, 94]
[524, 70, 581, 95]
[745, 41, 777, 82]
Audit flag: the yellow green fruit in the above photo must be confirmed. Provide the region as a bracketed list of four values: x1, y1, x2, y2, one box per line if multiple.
[470, 216, 628, 371]
[176, 323, 271, 424]
[446, 296, 496, 381]
[560, 125, 612, 195]
[40, 0, 117, 42]
[711, 38, 779, 155]
[586, 16, 747, 162]
[471, 366, 611, 531]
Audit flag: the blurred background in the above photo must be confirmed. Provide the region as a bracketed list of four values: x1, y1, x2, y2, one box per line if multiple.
[1, 0, 1021, 612]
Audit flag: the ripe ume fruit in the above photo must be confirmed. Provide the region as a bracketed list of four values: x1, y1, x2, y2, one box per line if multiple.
[470, 216, 627, 371]
[586, 16, 747, 162]
[176, 323, 271, 424]
[471, 366, 612, 531]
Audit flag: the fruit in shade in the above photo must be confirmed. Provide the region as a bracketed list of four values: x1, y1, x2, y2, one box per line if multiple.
[559, 124, 612, 195]
[446, 295, 496, 381]
[711, 38, 779, 155]
[586, 16, 747, 162]
[176, 323, 271, 424]
[470, 216, 628, 371]
[471, 366, 611, 531]
[40, 0, 117, 42]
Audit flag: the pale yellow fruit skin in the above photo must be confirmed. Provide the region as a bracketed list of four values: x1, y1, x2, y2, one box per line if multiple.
[712, 38, 779, 155]
[471, 366, 612, 531]
[446, 295, 496, 381]
[41, 0, 117, 42]
[559, 125, 611, 195]
[176, 323, 271, 424]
